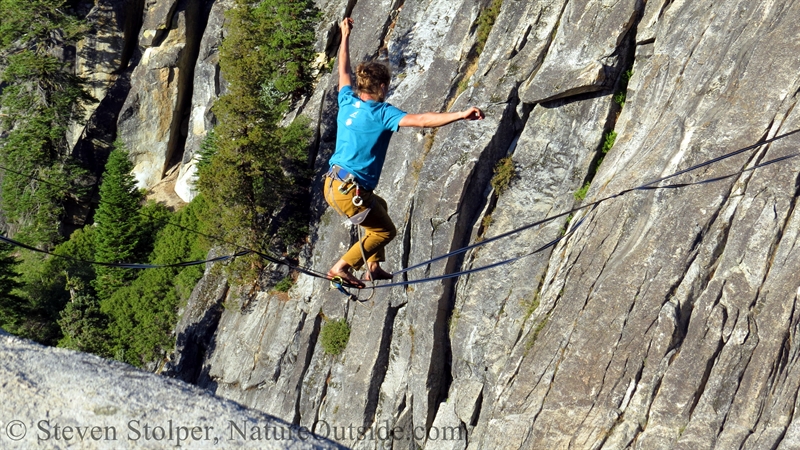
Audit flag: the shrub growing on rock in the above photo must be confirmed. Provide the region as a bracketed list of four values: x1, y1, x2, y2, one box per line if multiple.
[320, 318, 351, 356]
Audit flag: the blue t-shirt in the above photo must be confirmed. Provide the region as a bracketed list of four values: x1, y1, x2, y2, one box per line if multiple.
[329, 85, 407, 190]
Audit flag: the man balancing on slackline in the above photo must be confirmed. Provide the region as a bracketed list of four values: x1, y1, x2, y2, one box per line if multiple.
[324, 17, 485, 289]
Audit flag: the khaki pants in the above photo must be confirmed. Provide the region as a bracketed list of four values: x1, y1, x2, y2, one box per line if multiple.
[324, 175, 397, 269]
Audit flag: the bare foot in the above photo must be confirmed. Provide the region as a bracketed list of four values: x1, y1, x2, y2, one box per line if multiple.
[328, 260, 365, 289]
[362, 266, 393, 281]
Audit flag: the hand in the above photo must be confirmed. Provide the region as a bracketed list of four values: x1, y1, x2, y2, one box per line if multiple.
[340, 18, 353, 38]
[461, 107, 485, 121]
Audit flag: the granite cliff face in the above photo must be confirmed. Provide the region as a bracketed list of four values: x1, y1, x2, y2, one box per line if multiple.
[61, 0, 800, 448]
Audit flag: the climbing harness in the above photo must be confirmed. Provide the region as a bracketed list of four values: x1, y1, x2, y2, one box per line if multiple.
[328, 166, 372, 224]
[337, 172, 356, 194]
[335, 170, 365, 207]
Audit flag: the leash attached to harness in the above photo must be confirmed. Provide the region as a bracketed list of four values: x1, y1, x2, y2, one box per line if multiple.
[329, 276, 371, 302]
[330, 276, 359, 301]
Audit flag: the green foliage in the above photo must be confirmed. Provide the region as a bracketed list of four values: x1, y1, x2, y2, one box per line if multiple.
[102, 196, 210, 366]
[602, 130, 617, 153]
[91, 143, 144, 300]
[196, 129, 218, 172]
[136, 200, 173, 258]
[216, 0, 318, 126]
[574, 181, 591, 201]
[613, 91, 626, 107]
[0, 50, 94, 246]
[574, 130, 617, 202]
[0, 0, 86, 49]
[320, 318, 350, 355]
[0, 0, 324, 368]
[0, 2, 93, 247]
[58, 293, 111, 356]
[476, 0, 503, 55]
[491, 156, 515, 194]
[9, 227, 97, 344]
[525, 314, 549, 352]
[273, 276, 294, 292]
[613, 70, 633, 107]
[481, 214, 493, 229]
[597, 130, 617, 168]
[198, 0, 319, 263]
[457, 79, 470, 96]
[559, 213, 574, 236]
[0, 244, 24, 329]
[521, 292, 540, 324]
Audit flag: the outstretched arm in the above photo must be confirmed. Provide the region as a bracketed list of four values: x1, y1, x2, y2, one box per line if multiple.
[398, 106, 484, 128]
[338, 18, 353, 89]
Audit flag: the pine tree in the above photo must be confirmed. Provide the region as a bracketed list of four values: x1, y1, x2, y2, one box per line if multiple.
[57, 276, 110, 356]
[92, 142, 143, 301]
[0, 0, 94, 247]
[0, 243, 25, 330]
[197, 0, 318, 261]
[0, 0, 86, 48]
[9, 227, 97, 344]
[104, 196, 209, 366]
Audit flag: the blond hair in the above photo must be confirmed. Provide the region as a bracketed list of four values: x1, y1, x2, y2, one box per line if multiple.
[355, 62, 391, 102]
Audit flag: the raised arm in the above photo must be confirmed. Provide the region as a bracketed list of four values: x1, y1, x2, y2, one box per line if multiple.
[338, 18, 353, 89]
[398, 106, 485, 128]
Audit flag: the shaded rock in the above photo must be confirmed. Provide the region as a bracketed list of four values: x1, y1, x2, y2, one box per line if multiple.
[174, 0, 232, 202]
[166, 249, 230, 385]
[68, 0, 127, 150]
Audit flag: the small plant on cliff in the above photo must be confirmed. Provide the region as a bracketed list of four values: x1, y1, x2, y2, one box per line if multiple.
[320, 318, 351, 356]
[476, 0, 503, 55]
[596, 130, 617, 169]
[525, 314, 549, 353]
[574, 181, 591, 201]
[574, 130, 617, 202]
[273, 276, 294, 293]
[491, 156, 515, 194]
[521, 292, 540, 324]
[613, 70, 633, 108]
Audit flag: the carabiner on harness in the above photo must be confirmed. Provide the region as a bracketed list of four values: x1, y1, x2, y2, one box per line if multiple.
[352, 184, 363, 207]
[338, 173, 357, 195]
